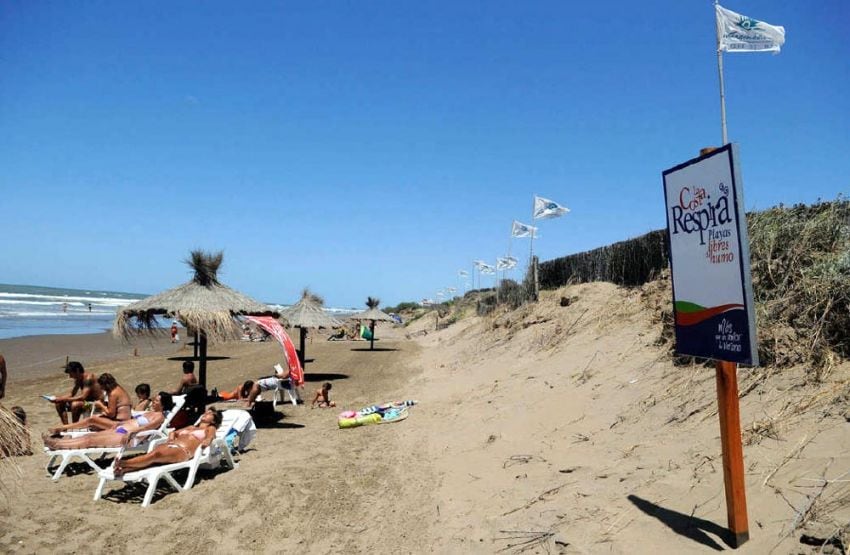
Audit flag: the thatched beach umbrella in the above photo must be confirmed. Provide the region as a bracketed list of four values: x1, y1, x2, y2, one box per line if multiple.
[113, 250, 279, 387]
[279, 289, 342, 369]
[349, 297, 395, 351]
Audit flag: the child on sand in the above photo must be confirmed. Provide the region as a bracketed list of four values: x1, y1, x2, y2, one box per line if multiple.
[311, 382, 335, 408]
[134, 383, 152, 411]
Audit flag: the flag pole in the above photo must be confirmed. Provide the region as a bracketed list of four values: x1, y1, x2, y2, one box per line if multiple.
[529, 195, 538, 300]
[715, 0, 729, 145]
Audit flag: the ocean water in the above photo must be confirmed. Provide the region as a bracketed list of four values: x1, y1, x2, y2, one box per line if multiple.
[0, 283, 147, 340]
[0, 283, 357, 340]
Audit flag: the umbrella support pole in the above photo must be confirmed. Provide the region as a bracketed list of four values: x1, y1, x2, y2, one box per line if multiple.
[299, 327, 307, 369]
[193, 330, 199, 358]
[370, 321, 375, 351]
[199, 332, 208, 389]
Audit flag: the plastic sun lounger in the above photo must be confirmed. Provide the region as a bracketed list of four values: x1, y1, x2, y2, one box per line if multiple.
[271, 364, 299, 407]
[93, 409, 245, 508]
[43, 395, 187, 481]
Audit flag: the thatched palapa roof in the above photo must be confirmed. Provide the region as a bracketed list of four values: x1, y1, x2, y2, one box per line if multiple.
[279, 295, 342, 329]
[113, 250, 279, 343]
[349, 307, 395, 322]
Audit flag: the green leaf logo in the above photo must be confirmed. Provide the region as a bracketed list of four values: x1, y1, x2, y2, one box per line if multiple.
[736, 15, 760, 31]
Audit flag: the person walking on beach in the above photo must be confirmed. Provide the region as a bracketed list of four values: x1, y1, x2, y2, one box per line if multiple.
[172, 360, 198, 395]
[170, 322, 179, 343]
[0, 352, 7, 400]
[50, 361, 102, 424]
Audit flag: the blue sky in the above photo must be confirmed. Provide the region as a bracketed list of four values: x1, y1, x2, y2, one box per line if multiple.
[1, 1, 847, 308]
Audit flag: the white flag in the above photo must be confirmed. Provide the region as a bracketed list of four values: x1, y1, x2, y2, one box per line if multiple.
[716, 5, 785, 53]
[473, 260, 487, 269]
[496, 256, 518, 270]
[511, 220, 538, 238]
[533, 196, 570, 219]
[458, 270, 469, 277]
[480, 264, 495, 275]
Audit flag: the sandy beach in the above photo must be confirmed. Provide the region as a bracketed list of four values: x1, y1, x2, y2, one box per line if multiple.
[1, 282, 849, 553]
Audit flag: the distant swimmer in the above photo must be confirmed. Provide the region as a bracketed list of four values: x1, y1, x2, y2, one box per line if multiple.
[87, 303, 92, 312]
[61, 302, 68, 313]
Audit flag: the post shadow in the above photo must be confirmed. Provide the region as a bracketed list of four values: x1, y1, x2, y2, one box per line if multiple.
[302, 372, 349, 382]
[167, 355, 230, 362]
[627, 495, 735, 550]
[349, 347, 398, 352]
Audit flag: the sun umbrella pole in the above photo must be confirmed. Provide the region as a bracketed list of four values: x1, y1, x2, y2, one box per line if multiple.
[299, 327, 307, 369]
[199, 331, 208, 388]
[369, 320, 376, 350]
[193, 329, 199, 358]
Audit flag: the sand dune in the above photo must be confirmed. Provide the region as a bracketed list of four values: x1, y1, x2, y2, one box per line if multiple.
[1, 281, 848, 553]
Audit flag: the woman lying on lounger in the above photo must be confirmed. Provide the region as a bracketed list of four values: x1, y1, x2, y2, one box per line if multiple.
[48, 373, 134, 435]
[113, 408, 222, 475]
[43, 392, 175, 450]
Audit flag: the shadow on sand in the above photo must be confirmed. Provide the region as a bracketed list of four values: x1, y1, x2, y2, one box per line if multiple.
[256, 420, 306, 430]
[349, 347, 398, 352]
[627, 495, 733, 550]
[98, 465, 233, 507]
[167, 355, 231, 362]
[303, 372, 349, 382]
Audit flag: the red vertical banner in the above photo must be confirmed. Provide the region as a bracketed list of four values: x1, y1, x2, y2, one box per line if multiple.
[246, 316, 304, 386]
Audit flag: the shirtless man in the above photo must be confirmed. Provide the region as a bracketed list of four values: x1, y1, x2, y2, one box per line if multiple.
[51, 362, 102, 424]
[48, 373, 132, 434]
[43, 392, 175, 451]
[172, 361, 198, 395]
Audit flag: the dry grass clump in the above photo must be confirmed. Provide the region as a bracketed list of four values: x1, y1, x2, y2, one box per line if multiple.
[0, 406, 30, 500]
[748, 198, 850, 375]
[641, 199, 850, 374]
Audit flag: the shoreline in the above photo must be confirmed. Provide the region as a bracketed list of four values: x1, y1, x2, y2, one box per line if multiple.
[0, 331, 185, 384]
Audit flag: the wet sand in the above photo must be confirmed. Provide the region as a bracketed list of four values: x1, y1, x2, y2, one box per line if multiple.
[1, 332, 181, 384]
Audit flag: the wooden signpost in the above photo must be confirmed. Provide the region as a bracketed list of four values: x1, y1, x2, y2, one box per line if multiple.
[663, 145, 758, 547]
[715, 359, 749, 546]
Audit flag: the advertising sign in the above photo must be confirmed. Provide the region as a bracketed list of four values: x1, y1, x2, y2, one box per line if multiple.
[662, 144, 759, 366]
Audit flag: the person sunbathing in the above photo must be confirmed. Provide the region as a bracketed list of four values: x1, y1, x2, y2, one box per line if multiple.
[42, 392, 175, 451]
[327, 327, 346, 341]
[217, 380, 254, 401]
[113, 408, 222, 475]
[48, 373, 133, 435]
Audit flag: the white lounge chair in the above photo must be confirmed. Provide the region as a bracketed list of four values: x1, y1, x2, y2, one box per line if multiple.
[43, 395, 186, 481]
[271, 364, 299, 407]
[93, 409, 247, 508]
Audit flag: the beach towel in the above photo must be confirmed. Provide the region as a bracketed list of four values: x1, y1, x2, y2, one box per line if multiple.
[359, 325, 373, 341]
[338, 400, 417, 428]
